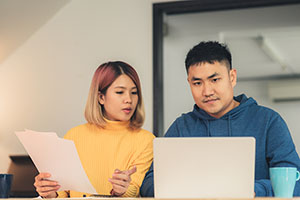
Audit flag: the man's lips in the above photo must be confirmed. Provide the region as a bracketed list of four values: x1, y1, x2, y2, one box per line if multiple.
[203, 98, 219, 103]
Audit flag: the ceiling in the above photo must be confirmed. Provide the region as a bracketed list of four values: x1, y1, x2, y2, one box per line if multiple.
[164, 4, 300, 80]
[0, 0, 70, 64]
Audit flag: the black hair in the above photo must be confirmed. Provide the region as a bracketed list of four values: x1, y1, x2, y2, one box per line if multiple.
[185, 41, 232, 73]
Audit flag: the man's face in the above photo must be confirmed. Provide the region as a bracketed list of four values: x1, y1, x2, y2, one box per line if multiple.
[187, 61, 237, 118]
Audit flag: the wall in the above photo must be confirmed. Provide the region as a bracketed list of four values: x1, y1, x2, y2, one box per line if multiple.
[0, 0, 175, 173]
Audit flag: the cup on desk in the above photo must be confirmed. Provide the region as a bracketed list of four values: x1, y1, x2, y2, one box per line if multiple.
[270, 167, 300, 198]
[0, 174, 13, 198]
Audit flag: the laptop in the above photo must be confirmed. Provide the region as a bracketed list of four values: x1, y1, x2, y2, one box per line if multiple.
[153, 137, 255, 198]
[7, 155, 39, 197]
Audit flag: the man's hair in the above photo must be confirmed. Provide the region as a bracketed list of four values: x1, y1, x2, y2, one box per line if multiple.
[85, 61, 145, 130]
[185, 41, 232, 73]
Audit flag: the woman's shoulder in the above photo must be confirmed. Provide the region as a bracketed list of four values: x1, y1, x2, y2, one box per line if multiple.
[64, 123, 94, 139]
[135, 128, 156, 140]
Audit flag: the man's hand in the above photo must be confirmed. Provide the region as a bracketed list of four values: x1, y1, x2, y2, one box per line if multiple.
[108, 166, 137, 196]
[34, 173, 60, 198]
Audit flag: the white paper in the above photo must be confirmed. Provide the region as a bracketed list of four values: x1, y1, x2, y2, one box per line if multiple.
[15, 129, 97, 194]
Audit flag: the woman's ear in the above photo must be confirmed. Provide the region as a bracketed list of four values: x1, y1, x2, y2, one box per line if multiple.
[98, 92, 105, 105]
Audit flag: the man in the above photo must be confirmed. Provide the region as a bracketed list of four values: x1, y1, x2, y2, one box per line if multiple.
[140, 41, 300, 197]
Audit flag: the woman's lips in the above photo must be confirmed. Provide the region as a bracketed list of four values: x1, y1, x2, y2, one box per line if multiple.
[123, 108, 132, 114]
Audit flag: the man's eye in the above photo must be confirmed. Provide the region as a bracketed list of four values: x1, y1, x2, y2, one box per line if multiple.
[193, 82, 201, 86]
[116, 91, 123, 94]
[212, 78, 220, 82]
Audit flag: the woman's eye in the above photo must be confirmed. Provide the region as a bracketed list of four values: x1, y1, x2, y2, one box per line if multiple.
[116, 91, 123, 94]
[132, 91, 138, 95]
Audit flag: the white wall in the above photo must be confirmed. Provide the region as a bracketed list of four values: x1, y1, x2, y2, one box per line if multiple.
[0, 0, 175, 173]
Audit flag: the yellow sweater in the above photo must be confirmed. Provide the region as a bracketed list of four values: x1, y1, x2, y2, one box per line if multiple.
[57, 120, 155, 198]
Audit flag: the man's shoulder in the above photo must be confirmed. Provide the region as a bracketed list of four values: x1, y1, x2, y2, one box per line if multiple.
[171, 111, 198, 127]
[165, 111, 199, 137]
[236, 94, 279, 116]
[248, 102, 280, 118]
[176, 110, 197, 120]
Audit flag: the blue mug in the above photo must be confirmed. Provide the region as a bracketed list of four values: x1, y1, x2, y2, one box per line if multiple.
[0, 174, 13, 198]
[270, 167, 300, 198]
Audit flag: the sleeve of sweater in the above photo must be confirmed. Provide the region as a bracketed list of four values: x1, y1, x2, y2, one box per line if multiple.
[257, 113, 300, 197]
[255, 180, 274, 196]
[57, 190, 70, 198]
[122, 133, 155, 197]
[140, 162, 155, 197]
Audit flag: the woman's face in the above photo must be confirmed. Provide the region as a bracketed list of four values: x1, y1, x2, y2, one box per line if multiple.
[99, 74, 138, 121]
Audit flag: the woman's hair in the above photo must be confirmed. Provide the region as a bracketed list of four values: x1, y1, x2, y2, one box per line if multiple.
[85, 61, 145, 129]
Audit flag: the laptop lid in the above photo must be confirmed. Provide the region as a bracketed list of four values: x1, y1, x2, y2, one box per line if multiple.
[153, 137, 255, 198]
[7, 155, 39, 197]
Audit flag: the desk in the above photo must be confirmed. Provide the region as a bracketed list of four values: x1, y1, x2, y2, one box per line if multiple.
[4, 198, 300, 200]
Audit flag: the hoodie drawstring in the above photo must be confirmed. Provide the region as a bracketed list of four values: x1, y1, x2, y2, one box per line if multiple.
[228, 115, 232, 136]
[204, 118, 232, 136]
[202, 120, 211, 136]
[207, 121, 210, 136]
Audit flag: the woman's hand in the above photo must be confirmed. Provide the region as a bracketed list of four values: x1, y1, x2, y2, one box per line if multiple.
[108, 166, 137, 196]
[34, 173, 60, 198]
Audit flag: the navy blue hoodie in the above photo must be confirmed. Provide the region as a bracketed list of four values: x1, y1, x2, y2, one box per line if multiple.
[140, 94, 300, 197]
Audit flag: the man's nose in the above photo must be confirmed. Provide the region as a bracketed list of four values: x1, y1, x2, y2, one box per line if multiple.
[202, 83, 214, 96]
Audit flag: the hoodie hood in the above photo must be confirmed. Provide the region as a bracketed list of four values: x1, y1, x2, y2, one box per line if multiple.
[192, 94, 257, 136]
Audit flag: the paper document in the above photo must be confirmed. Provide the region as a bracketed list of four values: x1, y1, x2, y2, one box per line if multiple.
[15, 129, 97, 194]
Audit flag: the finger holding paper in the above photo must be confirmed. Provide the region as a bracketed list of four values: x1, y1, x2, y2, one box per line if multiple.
[34, 173, 60, 198]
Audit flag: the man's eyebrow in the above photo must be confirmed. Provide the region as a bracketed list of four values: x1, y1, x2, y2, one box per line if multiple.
[191, 72, 220, 81]
[191, 77, 202, 81]
[207, 72, 219, 79]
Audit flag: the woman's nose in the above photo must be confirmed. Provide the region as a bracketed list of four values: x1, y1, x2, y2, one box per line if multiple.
[124, 92, 132, 104]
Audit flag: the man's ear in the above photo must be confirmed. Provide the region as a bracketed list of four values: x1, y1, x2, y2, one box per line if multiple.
[98, 92, 105, 105]
[230, 69, 237, 87]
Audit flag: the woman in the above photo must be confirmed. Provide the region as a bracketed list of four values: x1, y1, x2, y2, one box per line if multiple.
[34, 61, 155, 198]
